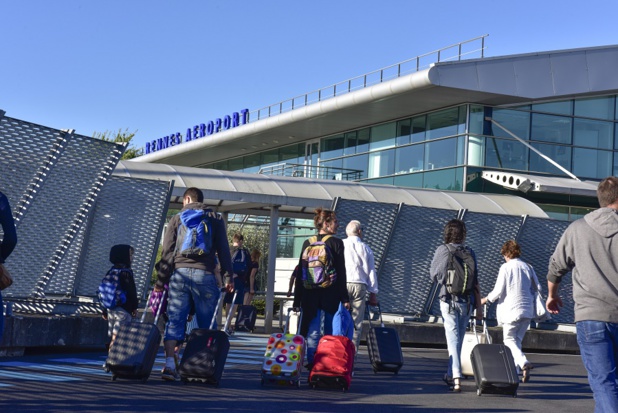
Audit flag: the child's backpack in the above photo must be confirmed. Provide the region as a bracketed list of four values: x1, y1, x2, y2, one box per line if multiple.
[301, 235, 337, 289]
[175, 209, 213, 258]
[232, 248, 249, 277]
[444, 244, 476, 297]
[98, 267, 128, 309]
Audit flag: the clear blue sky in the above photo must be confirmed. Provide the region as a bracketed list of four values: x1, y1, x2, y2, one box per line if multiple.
[2, 0, 617, 153]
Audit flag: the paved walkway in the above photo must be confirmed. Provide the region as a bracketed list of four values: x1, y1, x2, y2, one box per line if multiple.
[0, 331, 594, 413]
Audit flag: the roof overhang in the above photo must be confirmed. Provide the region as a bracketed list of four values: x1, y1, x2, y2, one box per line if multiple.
[135, 45, 618, 167]
[115, 160, 549, 218]
[481, 170, 600, 197]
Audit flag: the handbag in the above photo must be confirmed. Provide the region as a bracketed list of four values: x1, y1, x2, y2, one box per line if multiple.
[0, 264, 13, 290]
[534, 290, 551, 323]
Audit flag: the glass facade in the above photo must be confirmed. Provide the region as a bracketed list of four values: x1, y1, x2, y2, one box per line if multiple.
[201, 95, 618, 222]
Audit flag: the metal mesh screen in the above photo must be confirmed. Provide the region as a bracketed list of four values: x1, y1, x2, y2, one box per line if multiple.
[332, 198, 398, 272]
[517, 216, 572, 324]
[379, 205, 458, 317]
[68, 176, 171, 298]
[3, 133, 122, 297]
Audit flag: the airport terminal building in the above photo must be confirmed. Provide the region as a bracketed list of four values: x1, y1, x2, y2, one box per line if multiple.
[137, 36, 615, 222]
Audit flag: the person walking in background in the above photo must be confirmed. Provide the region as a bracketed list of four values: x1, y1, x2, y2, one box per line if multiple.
[0, 190, 17, 341]
[293, 207, 350, 370]
[343, 220, 378, 351]
[100, 244, 138, 351]
[430, 219, 481, 393]
[243, 248, 261, 305]
[547, 176, 618, 412]
[224, 233, 250, 334]
[155, 187, 234, 382]
[481, 240, 537, 382]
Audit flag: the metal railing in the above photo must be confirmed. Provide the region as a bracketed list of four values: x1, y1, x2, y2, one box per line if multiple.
[259, 162, 363, 181]
[249, 35, 488, 122]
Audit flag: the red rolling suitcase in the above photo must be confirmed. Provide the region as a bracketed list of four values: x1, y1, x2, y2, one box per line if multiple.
[309, 334, 355, 391]
[105, 289, 165, 382]
[366, 303, 404, 374]
[261, 308, 305, 387]
[178, 289, 230, 386]
[471, 343, 519, 397]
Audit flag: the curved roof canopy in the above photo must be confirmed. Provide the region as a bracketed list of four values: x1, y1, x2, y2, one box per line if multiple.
[481, 170, 600, 197]
[114, 160, 549, 218]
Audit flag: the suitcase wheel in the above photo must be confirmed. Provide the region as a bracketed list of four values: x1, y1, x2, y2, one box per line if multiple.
[477, 389, 481, 396]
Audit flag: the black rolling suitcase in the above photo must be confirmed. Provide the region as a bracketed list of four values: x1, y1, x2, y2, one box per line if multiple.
[366, 302, 404, 374]
[178, 289, 230, 385]
[471, 343, 519, 397]
[235, 304, 258, 332]
[105, 289, 166, 382]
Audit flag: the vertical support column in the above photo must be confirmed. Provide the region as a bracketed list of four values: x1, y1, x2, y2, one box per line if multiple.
[264, 205, 280, 334]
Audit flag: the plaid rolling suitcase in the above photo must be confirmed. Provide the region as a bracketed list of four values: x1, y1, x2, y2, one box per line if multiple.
[261, 308, 305, 387]
[105, 289, 165, 382]
[178, 289, 230, 386]
[366, 303, 403, 374]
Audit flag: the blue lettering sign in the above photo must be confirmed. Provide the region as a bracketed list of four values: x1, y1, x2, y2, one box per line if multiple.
[185, 129, 192, 142]
[241, 108, 249, 124]
[223, 115, 231, 130]
[215, 118, 222, 133]
[207, 121, 214, 135]
[199, 123, 206, 137]
[232, 112, 240, 127]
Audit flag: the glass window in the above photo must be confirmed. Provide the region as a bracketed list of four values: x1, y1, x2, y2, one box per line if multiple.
[279, 143, 305, 164]
[532, 100, 573, 116]
[321, 134, 345, 160]
[492, 109, 530, 140]
[369, 122, 397, 151]
[395, 143, 424, 174]
[571, 207, 594, 221]
[365, 176, 394, 185]
[368, 148, 395, 178]
[261, 149, 279, 167]
[396, 119, 411, 145]
[573, 119, 613, 149]
[343, 153, 368, 179]
[573, 148, 612, 179]
[425, 137, 458, 170]
[468, 135, 485, 167]
[356, 128, 370, 153]
[529, 143, 571, 174]
[615, 152, 618, 176]
[426, 107, 464, 140]
[343, 131, 357, 156]
[228, 157, 244, 171]
[394, 173, 423, 189]
[485, 138, 529, 170]
[320, 158, 343, 180]
[574, 96, 615, 120]
[411, 115, 427, 142]
[423, 168, 463, 191]
[212, 160, 229, 171]
[531, 114, 572, 144]
[468, 105, 484, 135]
[541, 205, 570, 221]
[243, 153, 261, 174]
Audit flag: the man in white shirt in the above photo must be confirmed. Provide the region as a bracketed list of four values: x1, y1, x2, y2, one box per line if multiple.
[343, 220, 378, 350]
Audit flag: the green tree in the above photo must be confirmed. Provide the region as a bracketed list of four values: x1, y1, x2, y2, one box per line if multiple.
[94, 128, 143, 159]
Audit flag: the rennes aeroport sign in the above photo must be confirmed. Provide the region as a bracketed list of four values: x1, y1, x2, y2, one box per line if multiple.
[145, 108, 249, 154]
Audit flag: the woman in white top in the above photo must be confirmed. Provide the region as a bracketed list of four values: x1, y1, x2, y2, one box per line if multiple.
[481, 240, 539, 383]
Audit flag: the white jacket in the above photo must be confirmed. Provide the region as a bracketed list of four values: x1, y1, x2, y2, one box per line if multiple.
[486, 258, 540, 324]
[343, 236, 378, 294]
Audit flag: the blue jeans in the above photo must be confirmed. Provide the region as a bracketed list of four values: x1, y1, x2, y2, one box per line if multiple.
[306, 310, 334, 365]
[164, 268, 220, 342]
[577, 320, 618, 413]
[440, 300, 473, 379]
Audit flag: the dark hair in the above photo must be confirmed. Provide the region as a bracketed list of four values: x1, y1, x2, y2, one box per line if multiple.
[233, 232, 244, 242]
[597, 176, 618, 207]
[109, 244, 133, 267]
[500, 240, 521, 259]
[183, 187, 204, 203]
[443, 219, 466, 244]
[250, 248, 261, 262]
[313, 207, 337, 231]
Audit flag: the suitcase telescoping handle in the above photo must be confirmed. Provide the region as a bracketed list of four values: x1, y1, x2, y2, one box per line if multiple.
[141, 288, 167, 324]
[470, 304, 490, 343]
[367, 301, 385, 328]
[286, 307, 302, 335]
[219, 289, 238, 331]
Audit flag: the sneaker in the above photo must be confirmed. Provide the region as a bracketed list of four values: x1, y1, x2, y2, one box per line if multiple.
[161, 367, 179, 382]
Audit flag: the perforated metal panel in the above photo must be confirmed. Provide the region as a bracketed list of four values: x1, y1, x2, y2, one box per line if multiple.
[2, 131, 123, 298]
[332, 198, 398, 272]
[68, 176, 171, 298]
[379, 205, 458, 317]
[517, 216, 572, 324]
